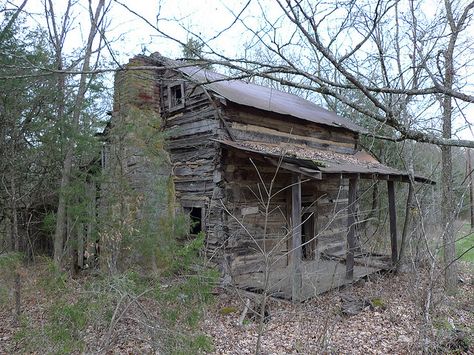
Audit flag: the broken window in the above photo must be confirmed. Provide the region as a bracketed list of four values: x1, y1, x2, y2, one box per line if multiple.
[189, 207, 202, 235]
[168, 83, 185, 110]
[183, 205, 204, 236]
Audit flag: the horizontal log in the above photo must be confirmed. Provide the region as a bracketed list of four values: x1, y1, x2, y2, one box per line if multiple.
[168, 119, 219, 138]
[225, 106, 357, 145]
[230, 122, 355, 152]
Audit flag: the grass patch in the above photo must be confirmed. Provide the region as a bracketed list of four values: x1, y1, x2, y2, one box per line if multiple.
[219, 306, 238, 315]
[7, 235, 218, 354]
[456, 224, 474, 262]
[4, 230, 217, 354]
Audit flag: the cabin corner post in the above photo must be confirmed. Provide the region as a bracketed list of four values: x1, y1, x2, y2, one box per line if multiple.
[387, 180, 398, 266]
[346, 176, 358, 279]
[291, 173, 302, 302]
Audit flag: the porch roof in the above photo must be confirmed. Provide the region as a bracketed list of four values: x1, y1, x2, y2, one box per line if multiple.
[217, 139, 435, 184]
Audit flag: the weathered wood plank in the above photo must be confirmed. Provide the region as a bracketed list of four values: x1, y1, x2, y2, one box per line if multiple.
[174, 160, 215, 176]
[168, 119, 218, 138]
[230, 121, 355, 150]
[167, 133, 216, 150]
[224, 105, 357, 145]
[291, 173, 302, 302]
[387, 180, 398, 266]
[346, 176, 358, 279]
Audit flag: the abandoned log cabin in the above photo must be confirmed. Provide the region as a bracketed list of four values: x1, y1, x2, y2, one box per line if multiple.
[105, 53, 433, 301]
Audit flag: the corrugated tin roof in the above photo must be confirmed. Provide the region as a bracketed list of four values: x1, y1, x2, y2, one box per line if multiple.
[217, 139, 434, 184]
[175, 64, 365, 133]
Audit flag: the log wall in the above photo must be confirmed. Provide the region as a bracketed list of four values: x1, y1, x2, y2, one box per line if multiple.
[221, 104, 358, 154]
[222, 149, 349, 281]
[159, 67, 226, 257]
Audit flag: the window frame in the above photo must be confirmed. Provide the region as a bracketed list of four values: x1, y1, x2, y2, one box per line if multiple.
[167, 82, 185, 111]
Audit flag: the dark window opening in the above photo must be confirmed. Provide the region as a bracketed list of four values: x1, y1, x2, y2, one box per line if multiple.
[189, 207, 202, 235]
[169, 84, 184, 109]
[301, 212, 315, 260]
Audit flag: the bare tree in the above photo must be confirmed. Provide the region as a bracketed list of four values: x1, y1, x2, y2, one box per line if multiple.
[46, 0, 107, 268]
[438, 0, 474, 293]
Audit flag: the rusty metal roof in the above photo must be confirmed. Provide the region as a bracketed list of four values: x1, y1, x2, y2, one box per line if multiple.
[176, 65, 366, 133]
[217, 139, 435, 184]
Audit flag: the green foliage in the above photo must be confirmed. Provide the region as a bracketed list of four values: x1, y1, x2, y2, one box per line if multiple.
[242, 318, 252, 326]
[14, 298, 90, 354]
[0, 284, 8, 307]
[151, 233, 217, 353]
[370, 297, 386, 310]
[12, 260, 88, 354]
[170, 231, 207, 273]
[47, 300, 88, 349]
[38, 257, 68, 295]
[0, 252, 22, 270]
[182, 37, 205, 59]
[9, 237, 217, 354]
[41, 212, 57, 235]
[433, 316, 454, 331]
[181, 37, 213, 70]
[100, 104, 196, 274]
[0, 4, 107, 260]
[175, 334, 214, 354]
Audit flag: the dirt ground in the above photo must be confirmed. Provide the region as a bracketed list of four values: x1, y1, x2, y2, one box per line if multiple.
[0, 263, 472, 354]
[203, 264, 473, 354]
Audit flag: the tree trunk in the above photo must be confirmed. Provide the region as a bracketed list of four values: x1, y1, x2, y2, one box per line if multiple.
[398, 181, 413, 271]
[441, 57, 455, 293]
[53, 0, 105, 268]
[441, 144, 456, 292]
[11, 175, 19, 253]
[467, 149, 474, 231]
[13, 271, 21, 326]
[440, 0, 467, 293]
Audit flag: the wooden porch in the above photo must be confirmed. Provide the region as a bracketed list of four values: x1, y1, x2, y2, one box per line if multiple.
[233, 253, 391, 301]
[231, 175, 404, 302]
[219, 141, 434, 302]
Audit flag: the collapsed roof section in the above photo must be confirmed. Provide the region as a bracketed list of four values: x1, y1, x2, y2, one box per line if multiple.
[217, 139, 435, 184]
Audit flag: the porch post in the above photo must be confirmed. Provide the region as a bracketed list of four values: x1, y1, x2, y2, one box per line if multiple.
[346, 176, 358, 279]
[387, 180, 398, 266]
[291, 173, 302, 302]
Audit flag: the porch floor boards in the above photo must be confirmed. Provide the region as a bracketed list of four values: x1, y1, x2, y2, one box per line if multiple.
[233, 257, 388, 301]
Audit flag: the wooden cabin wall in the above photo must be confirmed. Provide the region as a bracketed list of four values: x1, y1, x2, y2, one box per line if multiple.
[159, 72, 356, 276]
[222, 149, 291, 277]
[159, 67, 227, 257]
[106, 54, 356, 278]
[301, 177, 349, 255]
[221, 104, 358, 154]
[222, 149, 350, 283]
